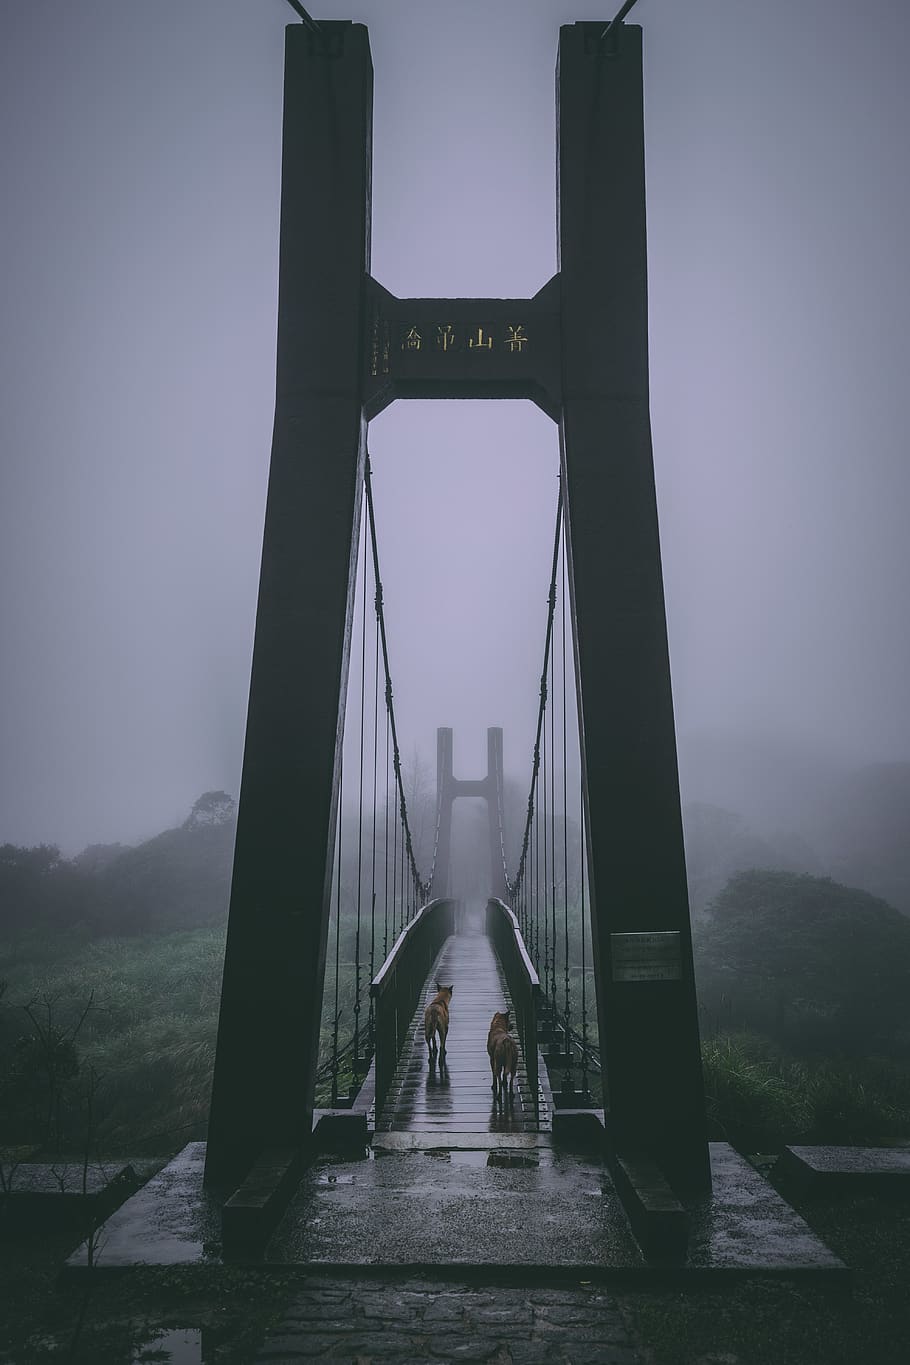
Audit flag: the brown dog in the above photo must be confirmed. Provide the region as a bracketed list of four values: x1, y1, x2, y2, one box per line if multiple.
[487, 1010, 519, 1103]
[424, 981, 453, 1063]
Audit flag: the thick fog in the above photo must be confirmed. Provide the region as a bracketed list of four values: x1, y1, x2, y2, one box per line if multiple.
[1, 0, 909, 857]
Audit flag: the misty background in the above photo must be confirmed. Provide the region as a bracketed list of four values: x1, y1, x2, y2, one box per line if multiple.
[2, 0, 909, 912]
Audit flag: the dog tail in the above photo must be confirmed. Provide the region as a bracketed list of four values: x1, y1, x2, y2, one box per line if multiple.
[494, 1034, 519, 1074]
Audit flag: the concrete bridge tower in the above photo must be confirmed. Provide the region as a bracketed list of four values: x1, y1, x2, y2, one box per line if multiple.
[431, 727, 509, 904]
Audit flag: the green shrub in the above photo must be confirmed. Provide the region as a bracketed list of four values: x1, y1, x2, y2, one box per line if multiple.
[695, 870, 910, 1057]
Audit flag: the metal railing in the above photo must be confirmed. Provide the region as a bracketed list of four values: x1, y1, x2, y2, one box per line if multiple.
[369, 898, 456, 1116]
[485, 898, 541, 1124]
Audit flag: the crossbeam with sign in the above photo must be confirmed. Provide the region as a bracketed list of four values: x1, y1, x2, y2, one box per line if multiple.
[363, 277, 561, 420]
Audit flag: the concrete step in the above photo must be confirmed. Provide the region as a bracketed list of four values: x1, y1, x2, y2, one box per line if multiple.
[776, 1144, 910, 1195]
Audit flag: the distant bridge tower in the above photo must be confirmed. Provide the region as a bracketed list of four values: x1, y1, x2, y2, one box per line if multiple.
[431, 727, 509, 904]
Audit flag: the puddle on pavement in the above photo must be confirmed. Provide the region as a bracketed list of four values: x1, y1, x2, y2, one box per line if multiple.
[371, 1144, 553, 1166]
[443, 1149, 546, 1168]
[485, 1150, 541, 1169]
[133, 1327, 202, 1363]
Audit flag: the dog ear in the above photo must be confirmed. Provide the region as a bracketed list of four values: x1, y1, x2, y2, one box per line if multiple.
[503, 1011, 510, 1027]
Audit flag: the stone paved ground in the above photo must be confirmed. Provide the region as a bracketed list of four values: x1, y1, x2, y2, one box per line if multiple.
[254, 1276, 646, 1363]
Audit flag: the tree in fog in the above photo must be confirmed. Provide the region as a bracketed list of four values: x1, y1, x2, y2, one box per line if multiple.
[182, 791, 236, 830]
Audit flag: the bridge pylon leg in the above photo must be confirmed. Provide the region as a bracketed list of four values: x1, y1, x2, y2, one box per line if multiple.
[204, 22, 373, 1192]
[557, 22, 711, 1193]
[487, 727, 510, 905]
[430, 728, 454, 901]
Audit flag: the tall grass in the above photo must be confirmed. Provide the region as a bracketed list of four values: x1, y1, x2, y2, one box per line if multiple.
[702, 1032, 910, 1151]
[0, 928, 372, 1152]
[0, 929, 226, 1152]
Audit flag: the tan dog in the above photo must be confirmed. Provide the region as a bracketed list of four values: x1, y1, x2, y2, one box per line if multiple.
[487, 1010, 519, 1103]
[424, 981, 453, 1063]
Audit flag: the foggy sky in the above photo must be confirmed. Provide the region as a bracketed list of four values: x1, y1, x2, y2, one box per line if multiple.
[2, 0, 909, 853]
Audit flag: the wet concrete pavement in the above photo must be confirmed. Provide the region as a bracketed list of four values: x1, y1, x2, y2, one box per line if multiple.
[263, 1142, 846, 1279]
[67, 1138, 846, 1284]
[266, 1145, 643, 1269]
[375, 932, 545, 1136]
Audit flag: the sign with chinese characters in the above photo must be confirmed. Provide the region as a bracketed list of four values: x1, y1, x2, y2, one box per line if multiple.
[363, 276, 562, 421]
[610, 931, 682, 983]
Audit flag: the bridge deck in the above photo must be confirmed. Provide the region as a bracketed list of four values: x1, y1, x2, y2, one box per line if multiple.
[374, 926, 548, 1134]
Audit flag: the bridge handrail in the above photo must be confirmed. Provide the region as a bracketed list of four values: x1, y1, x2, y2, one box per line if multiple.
[485, 898, 541, 1124]
[369, 898, 456, 1115]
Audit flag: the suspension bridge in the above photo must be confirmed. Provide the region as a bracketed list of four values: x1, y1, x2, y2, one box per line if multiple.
[67, 10, 848, 1280]
[201, 11, 712, 1213]
[307, 464, 593, 1147]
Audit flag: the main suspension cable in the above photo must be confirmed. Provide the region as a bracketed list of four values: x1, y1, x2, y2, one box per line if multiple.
[601, 0, 642, 41]
[282, 1, 323, 33]
[561, 534, 573, 1094]
[580, 771, 590, 1098]
[330, 759, 343, 1105]
[383, 707, 391, 958]
[368, 578, 380, 1049]
[353, 503, 368, 1068]
[550, 604, 558, 1019]
[542, 697, 550, 1004]
[505, 480, 563, 902]
[363, 453, 432, 908]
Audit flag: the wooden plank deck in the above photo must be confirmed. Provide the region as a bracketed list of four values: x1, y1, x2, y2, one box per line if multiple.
[373, 927, 548, 1134]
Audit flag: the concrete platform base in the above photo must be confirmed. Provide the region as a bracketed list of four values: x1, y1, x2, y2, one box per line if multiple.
[777, 1144, 910, 1195]
[612, 1154, 689, 1260]
[313, 1109, 370, 1153]
[66, 1140, 847, 1281]
[1, 1159, 139, 1229]
[550, 1107, 606, 1150]
[222, 1146, 308, 1252]
[66, 1143, 221, 1270]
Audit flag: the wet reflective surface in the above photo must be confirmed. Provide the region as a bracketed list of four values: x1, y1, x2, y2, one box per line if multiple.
[374, 929, 542, 1134]
[267, 1143, 845, 1274]
[132, 1328, 203, 1363]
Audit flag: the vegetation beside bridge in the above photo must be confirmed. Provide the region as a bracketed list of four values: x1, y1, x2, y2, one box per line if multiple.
[2, 801, 910, 1163]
